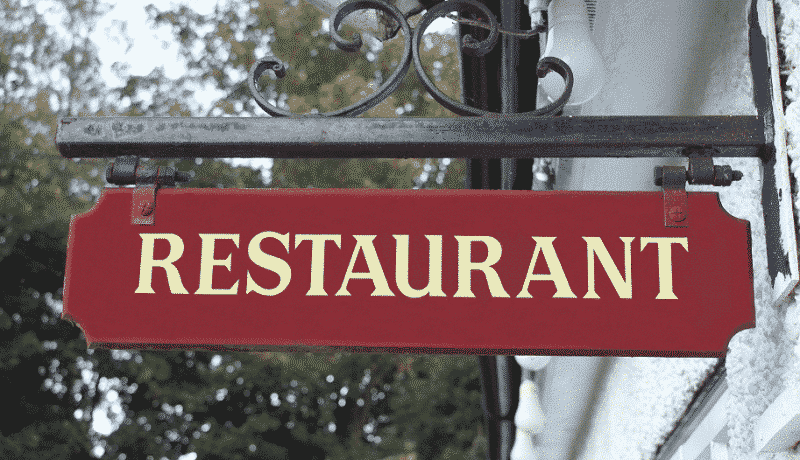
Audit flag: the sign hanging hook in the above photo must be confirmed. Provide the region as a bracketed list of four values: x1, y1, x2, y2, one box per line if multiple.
[105, 156, 190, 225]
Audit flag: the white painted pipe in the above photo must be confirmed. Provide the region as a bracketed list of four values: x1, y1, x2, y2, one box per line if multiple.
[511, 428, 540, 460]
[511, 356, 551, 460]
[516, 356, 552, 372]
[515, 379, 547, 433]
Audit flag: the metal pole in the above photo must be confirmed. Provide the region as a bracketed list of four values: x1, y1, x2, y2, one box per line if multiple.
[499, 0, 520, 191]
[463, 2, 530, 459]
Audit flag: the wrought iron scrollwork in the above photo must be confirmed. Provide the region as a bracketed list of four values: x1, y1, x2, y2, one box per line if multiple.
[249, 0, 412, 117]
[248, 0, 573, 117]
[418, 0, 499, 58]
[412, 0, 572, 117]
[443, 12, 547, 39]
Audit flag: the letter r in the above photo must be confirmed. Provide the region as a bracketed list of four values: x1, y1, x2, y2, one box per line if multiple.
[135, 233, 189, 294]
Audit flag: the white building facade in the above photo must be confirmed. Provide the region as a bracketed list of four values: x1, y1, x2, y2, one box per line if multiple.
[515, 0, 800, 458]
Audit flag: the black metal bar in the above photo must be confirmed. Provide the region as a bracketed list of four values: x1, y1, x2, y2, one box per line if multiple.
[481, 158, 491, 189]
[464, 0, 542, 191]
[749, 0, 775, 149]
[56, 116, 768, 159]
[478, 356, 501, 460]
[478, 355, 521, 460]
[460, 2, 499, 113]
[499, 0, 520, 115]
[748, 0, 792, 291]
[499, 0, 521, 191]
[468, 3, 526, 460]
[507, 2, 539, 191]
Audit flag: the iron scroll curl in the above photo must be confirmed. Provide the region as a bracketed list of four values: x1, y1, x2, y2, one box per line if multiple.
[411, 0, 573, 116]
[248, 0, 413, 117]
[248, 0, 573, 117]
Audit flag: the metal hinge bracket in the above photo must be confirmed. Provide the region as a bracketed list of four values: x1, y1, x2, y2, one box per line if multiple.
[105, 156, 190, 225]
[654, 148, 744, 228]
[655, 166, 689, 228]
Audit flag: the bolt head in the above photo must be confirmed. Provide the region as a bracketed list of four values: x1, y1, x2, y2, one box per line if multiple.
[668, 206, 685, 222]
[141, 202, 156, 217]
[654, 167, 663, 186]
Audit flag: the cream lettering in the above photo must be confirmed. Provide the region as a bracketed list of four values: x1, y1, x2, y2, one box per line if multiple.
[584, 237, 634, 299]
[453, 235, 509, 298]
[640, 237, 689, 299]
[295, 234, 341, 296]
[133, 234, 686, 300]
[393, 235, 446, 298]
[336, 235, 395, 296]
[517, 237, 577, 298]
[247, 231, 292, 296]
[196, 234, 240, 295]
[135, 233, 189, 294]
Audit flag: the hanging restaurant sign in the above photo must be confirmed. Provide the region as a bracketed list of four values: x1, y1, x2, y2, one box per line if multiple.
[62, 187, 753, 357]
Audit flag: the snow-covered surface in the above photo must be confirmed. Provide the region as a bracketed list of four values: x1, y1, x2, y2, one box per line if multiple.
[755, 380, 800, 452]
[611, 0, 800, 457]
[567, 0, 753, 456]
[716, 1, 798, 457]
[668, 384, 730, 460]
[559, 0, 800, 458]
[577, 357, 717, 460]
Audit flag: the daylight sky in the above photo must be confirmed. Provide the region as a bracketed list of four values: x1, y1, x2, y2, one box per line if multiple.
[36, 0, 453, 185]
[39, 0, 455, 110]
[34, 2, 453, 454]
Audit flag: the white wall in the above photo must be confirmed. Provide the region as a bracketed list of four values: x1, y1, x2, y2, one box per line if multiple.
[548, 0, 784, 458]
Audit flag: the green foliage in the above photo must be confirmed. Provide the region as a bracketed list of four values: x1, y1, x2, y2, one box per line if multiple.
[0, 0, 480, 459]
[141, 0, 462, 119]
[390, 357, 486, 460]
[272, 158, 414, 189]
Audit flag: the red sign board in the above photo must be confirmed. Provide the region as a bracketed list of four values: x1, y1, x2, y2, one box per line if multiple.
[62, 188, 753, 357]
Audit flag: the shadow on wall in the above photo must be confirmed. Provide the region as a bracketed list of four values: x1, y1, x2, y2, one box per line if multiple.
[542, 1, 754, 459]
[555, 0, 755, 192]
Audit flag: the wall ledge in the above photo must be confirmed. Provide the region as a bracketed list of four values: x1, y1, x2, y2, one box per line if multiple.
[756, 382, 800, 452]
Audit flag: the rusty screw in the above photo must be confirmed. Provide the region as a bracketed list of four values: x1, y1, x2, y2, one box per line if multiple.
[668, 206, 686, 222]
[141, 201, 156, 217]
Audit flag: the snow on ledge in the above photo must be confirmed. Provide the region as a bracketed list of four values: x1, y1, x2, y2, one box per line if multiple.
[755, 381, 800, 452]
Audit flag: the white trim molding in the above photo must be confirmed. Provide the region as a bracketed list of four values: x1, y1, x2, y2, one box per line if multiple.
[755, 383, 800, 453]
[666, 380, 730, 460]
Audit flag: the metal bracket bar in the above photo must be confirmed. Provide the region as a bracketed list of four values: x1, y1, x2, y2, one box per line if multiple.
[654, 146, 745, 228]
[56, 116, 768, 159]
[105, 156, 190, 225]
[654, 154, 744, 228]
[131, 182, 158, 226]
[685, 148, 744, 186]
[658, 166, 689, 228]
